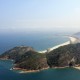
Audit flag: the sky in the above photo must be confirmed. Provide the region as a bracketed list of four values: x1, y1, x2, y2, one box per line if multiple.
[0, 0, 80, 34]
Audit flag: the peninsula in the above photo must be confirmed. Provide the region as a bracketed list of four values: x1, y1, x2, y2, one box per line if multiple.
[0, 32, 80, 73]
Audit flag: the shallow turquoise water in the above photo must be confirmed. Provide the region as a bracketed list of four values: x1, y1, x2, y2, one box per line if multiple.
[0, 60, 80, 80]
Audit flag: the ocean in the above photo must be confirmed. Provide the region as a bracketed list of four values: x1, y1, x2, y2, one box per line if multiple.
[0, 60, 80, 80]
[0, 33, 69, 53]
[0, 32, 80, 80]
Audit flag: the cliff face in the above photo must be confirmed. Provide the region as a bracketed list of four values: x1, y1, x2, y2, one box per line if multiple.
[47, 43, 80, 67]
[0, 46, 49, 70]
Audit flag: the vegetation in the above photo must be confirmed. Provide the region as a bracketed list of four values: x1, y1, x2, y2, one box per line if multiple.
[0, 46, 34, 60]
[0, 46, 48, 70]
[47, 43, 80, 67]
[15, 51, 48, 70]
[1, 43, 80, 70]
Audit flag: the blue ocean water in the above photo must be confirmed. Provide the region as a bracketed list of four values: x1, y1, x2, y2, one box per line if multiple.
[1, 32, 80, 80]
[0, 33, 69, 54]
[0, 60, 80, 80]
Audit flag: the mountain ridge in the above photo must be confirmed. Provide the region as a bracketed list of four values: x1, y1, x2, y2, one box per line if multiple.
[1, 43, 80, 72]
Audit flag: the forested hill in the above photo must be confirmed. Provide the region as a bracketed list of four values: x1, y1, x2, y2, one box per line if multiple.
[1, 43, 80, 71]
[47, 43, 80, 67]
[0, 46, 48, 70]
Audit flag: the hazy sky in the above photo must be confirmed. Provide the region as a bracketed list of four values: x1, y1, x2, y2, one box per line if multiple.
[0, 0, 80, 33]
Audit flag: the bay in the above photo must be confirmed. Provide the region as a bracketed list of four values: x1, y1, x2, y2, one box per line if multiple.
[0, 60, 80, 80]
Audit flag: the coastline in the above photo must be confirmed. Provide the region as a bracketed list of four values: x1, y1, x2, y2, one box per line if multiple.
[38, 36, 79, 53]
[2, 36, 80, 73]
[74, 67, 80, 70]
[73, 64, 80, 70]
[9, 63, 80, 73]
[52, 66, 69, 69]
[12, 67, 49, 73]
[38, 41, 70, 53]
[12, 66, 71, 73]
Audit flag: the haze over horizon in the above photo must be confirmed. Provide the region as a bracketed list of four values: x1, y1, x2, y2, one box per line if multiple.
[0, 0, 80, 34]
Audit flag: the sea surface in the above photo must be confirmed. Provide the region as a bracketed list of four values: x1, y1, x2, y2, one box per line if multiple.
[0, 33, 69, 53]
[0, 33, 80, 80]
[0, 60, 80, 80]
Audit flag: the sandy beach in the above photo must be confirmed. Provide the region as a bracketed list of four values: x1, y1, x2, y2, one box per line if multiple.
[74, 67, 80, 70]
[38, 41, 70, 53]
[38, 36, 79, 53]
[73, 64, 80, 70]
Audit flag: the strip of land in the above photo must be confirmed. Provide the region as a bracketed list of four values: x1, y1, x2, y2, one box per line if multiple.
[38, 41, 70, 53]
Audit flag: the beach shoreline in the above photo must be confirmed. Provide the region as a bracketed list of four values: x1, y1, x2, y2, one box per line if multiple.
[11, 66, 72, 73]
[73, 64, 80, 70]
[38, 36, 79, 53]
[38, 41, 70, 53]
[74, 67, 80, 70]
[11, 67, 49, 73]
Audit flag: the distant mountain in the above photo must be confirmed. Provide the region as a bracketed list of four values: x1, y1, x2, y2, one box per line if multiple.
[73, 32, 80, 38]
[74, 32, 80, 35]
